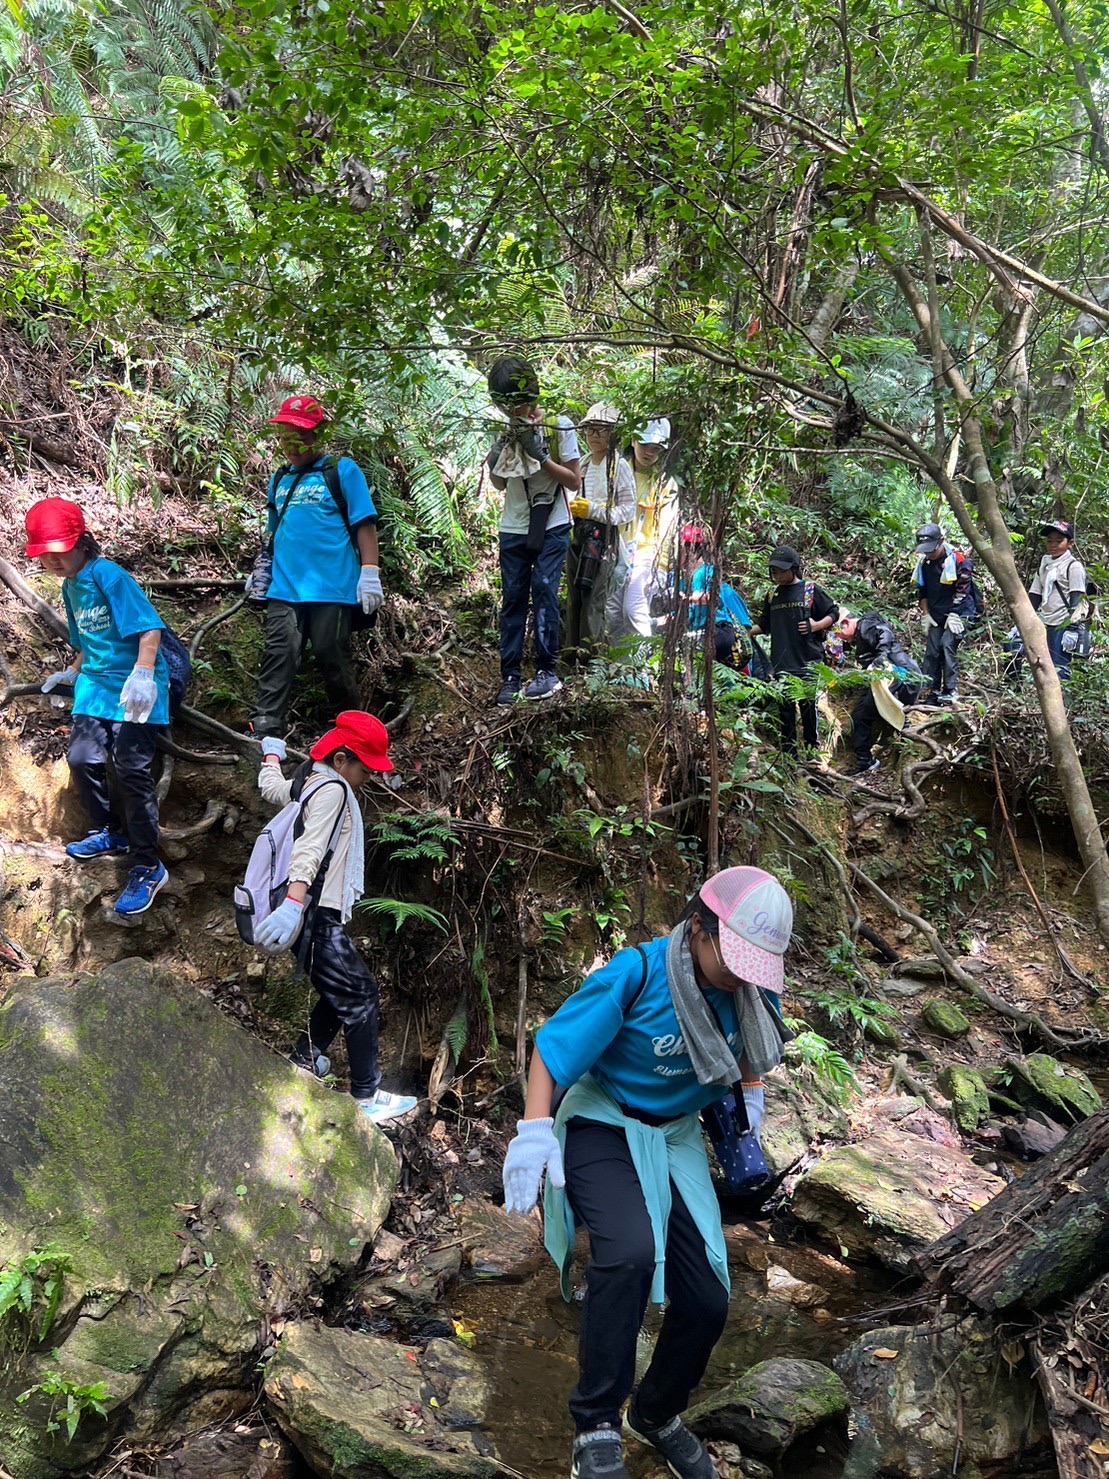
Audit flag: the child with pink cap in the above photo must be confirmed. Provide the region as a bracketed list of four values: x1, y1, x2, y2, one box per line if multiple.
[501, 866, 793, 1479]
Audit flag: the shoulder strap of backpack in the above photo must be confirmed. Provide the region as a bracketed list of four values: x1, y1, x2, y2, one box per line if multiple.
[623, 944, 650, 1015]
[318, 456, 362, 550]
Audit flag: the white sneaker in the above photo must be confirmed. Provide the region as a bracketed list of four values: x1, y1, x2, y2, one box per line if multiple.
[357, 1089, 418, 1125]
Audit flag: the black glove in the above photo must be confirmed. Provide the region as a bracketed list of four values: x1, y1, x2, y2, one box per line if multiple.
[516, 423, 549, 465]
[797, 617, 813, 636]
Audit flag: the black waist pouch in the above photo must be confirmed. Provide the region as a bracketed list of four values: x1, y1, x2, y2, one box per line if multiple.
[526, 493, 555, 553]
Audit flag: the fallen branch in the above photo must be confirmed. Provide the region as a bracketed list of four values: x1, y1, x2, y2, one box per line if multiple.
[888, 1051, 947, 1115]
[847, 860, 1089, 1048]
[185, 595, 247, 661]
[160, 799, 226, 842]
[990, 738, 1090, 988]
[146, 578, 248, 590]
[384, 696, 415, 734]
[0, 556, 69, 639]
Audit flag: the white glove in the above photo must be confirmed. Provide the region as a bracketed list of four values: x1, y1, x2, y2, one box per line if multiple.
[502, 1117, 565, 1214]
[254, 896, 304, 953]
[261, 736, 287, 760]
[922, 612, 939, 629]
[356, 566, 384, 615]
[741, 1084, 766, 1142]
[1061, 626, 1083, 654]
[945, 613, 965, 637]
[42, 667, 79, 694]
[119, 665, 158, 724]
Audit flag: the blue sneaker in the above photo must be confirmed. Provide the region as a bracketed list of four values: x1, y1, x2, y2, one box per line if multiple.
[524, 671, 563, 701]
[356, 1089, 418, 1125]
[66, 829, 129, 860]
[114, 862, 168, 917]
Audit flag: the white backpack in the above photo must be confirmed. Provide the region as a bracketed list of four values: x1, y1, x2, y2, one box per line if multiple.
[235, 775, 346, 954]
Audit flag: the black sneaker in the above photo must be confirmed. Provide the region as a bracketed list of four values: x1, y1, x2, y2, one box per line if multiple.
[571, 1428, 628, 1479]
[847, 756, 880, 776]
[626, 1408, 715, 1479]
[495, 675, 522, 706]
[524, 670, 563, 700]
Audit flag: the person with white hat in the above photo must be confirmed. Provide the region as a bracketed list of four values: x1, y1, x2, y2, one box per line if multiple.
[501, 866, 794, 1479]
[608, 417, 681, 642]
[564, 402, 636, 660]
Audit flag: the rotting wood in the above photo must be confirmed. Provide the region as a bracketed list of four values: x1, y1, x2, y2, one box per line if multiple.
[1032, 1270, 1109, 1479]
[918, 1108, 1109, 1311]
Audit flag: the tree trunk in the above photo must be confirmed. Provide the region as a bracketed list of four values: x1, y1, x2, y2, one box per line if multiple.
[886, 257, 1109, 945]
[917, 1108, 1109, 1311]
[1032, 1273, 1109, 1479]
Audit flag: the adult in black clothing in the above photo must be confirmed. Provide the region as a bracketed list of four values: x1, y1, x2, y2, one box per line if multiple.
[749, 547, 838, 755]
[837, 611, 923, 774]
[912, 522, 982, 702]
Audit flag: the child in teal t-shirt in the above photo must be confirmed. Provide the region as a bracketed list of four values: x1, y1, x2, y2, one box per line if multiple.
[24, 497, 171, 918]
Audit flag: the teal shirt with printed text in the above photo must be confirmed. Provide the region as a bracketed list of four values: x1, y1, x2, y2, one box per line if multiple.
[266, 456, 377, 605]
[535, 936, 743, 1117]
[63, 558, 170, 725]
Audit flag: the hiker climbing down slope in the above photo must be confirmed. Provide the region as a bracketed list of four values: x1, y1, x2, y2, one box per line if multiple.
[912, 521, 982, 703]
[564, 401, 635, 662]
[836, 610, 923, 775]
[248, 395, 382, 737]
[25, 497, 171, 917]
[502, 866, 794, 1479]
[254, 711, 417, 1126]
[748, 546, 838, 756]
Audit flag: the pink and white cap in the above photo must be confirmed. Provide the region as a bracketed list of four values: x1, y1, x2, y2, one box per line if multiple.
[699, 866, 793, 992]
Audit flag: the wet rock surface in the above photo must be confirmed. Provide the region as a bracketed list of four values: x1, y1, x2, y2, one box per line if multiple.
[0, 959, 397, 1479]
[687, 1356, 849, 1457]
[789, 1130, 1005, 1269]
[833, 1316, 1049, 1478]
[264, 1321, 515, 1477]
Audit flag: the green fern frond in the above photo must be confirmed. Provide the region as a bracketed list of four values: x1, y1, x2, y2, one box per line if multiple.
[356, 898, 449, 932]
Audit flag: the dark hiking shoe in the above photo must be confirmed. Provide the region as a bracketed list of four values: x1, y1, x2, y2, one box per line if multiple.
[847, 756, 880, 776]
[570, 1427, 628, 1479]
[524, 670, 563, 700]
[66, 828, 129, 860]
[626, 1408, 715, 1479]
[114, 862, 168, 916]
[495, 676, 522, 706]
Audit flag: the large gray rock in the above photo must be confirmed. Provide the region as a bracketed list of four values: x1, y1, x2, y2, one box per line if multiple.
[760, 1068, 851, 1177]
[790, 1131, 1004, 1269]
[0, 960, 397, 1479]
[687, 1357, 849, 1457]
[834, 1318, 1047, 1477]
[264, 1321, 515, 1477]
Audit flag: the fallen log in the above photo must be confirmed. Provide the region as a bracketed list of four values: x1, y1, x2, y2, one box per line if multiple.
[1032, 1273, 1109, 1479]
[917, 1107, 1109, 1312]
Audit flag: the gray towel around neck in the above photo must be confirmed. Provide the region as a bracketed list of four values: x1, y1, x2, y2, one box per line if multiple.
[665, 921, 787, 1086]
[665, 923, 743, 1088]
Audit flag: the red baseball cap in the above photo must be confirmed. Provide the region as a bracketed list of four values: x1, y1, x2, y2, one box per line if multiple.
[310, 711, 393, 773]
[269, 395, 327, 431]
[25, 498, 87, 557]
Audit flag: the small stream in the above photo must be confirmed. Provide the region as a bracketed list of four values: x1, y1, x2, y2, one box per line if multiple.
[449, 1218, 900, 1478]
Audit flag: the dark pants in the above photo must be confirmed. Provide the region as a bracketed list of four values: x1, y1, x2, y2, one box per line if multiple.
[778, 697, 818, 755]
[1004, 624, 1071, 683]
[499, 526, 571, 680]
[291, 907, 380, 1100]
[923, 622, 963, 695]
[68, 715, 161, 867]
[252, 601, 360, 735]
[563, 1119, 728, 1434]
[852, 678, 923, 762]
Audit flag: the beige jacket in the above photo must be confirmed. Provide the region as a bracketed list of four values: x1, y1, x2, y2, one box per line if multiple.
[258, 763, 355, 913]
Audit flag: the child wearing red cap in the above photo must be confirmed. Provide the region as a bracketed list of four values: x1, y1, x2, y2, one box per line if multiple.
[253, 712, 416, 1126]
[248, 395, 383, 737]
[502, 866, 794, 1479]
[24, 497, 171, 917]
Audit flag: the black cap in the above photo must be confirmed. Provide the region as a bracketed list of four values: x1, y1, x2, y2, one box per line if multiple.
[914, 522, 943, 554]
[1040, 519, 1075, 541]
[769, 546, 800, 570]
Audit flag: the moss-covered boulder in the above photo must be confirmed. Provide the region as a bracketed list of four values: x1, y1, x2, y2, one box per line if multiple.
[999, 1054, 1102, 1123]
[264, 1322, 515, 1477]
[0, 959, 397, 1479]
[937, 1064, 990, 1133]
[834, 1318, 1047, 1477]
[790, 1132, 1004, 1270]
[687, 1357, 848, 1458]
[921, 999, 970, 1039]
[759, 1067, 851, 1178]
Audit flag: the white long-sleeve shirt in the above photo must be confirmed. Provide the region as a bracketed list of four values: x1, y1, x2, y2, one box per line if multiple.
[580, 455, 636, 526]
[259, 762, 356, 913]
